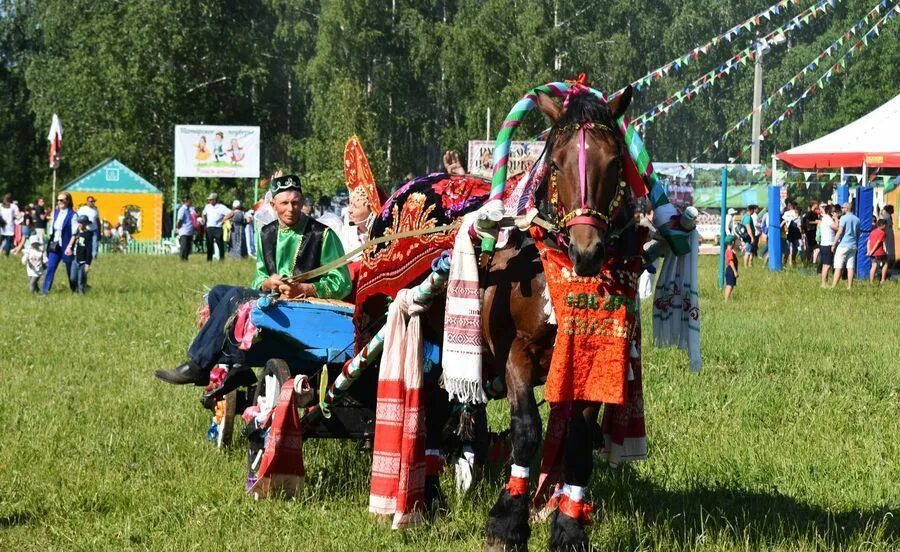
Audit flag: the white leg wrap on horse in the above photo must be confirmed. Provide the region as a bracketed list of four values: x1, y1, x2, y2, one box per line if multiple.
[425, 448, 442, 458]
[563, 484, 585, 501]
[511, 464, 530, 479]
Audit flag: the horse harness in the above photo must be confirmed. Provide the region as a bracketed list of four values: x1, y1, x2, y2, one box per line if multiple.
[545, 121, 632, 245]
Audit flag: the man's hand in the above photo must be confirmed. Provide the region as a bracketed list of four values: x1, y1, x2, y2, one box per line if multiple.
[83, 264, 90, 273]
[64, 247, 72, 256]
[261, 274, 285, 293]
[278, 282, 317, 299]
[443, 151, 465, 176]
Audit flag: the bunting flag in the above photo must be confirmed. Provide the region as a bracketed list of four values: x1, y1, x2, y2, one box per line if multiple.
[630, 0, 845, 130]
[692, 0, 898, 161]
[47, 114, 63, 169]
[609, 0, 814, 101]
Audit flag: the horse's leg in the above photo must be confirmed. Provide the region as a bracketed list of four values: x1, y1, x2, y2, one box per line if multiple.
[549, 401, 595, 551]
[486, 337, 541, 551]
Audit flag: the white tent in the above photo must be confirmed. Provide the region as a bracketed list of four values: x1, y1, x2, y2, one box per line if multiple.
[775, 92, 900, 169]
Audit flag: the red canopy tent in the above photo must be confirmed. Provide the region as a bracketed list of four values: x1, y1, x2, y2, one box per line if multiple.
[775, 92, 900, 169]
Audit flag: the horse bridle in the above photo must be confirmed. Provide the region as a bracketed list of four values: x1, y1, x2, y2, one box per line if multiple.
[547, 121, 628, 235]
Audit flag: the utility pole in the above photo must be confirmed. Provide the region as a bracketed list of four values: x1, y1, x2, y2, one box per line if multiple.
[751, 36, 764, 165]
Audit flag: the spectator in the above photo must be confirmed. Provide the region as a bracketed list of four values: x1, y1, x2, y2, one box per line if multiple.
[724, 208, 737, 239]
[21, 234, 45, 293]
[202, 193, 231, 261]
[739, 207, 755, 267]
[749, 205, 762, 258]
[0, 192, 19, 256]
[831, 202, 860, 289]
[69, 215, 93, 293]
[781, 201, 801, 267]
[879, 205, 894, 267]
[229, 200, 247, 258]
[11, 207, 34, 255]
[818, 204, 839, 288]
[867, 218, 889, 285]
[244, 208, 256, 258]
[33, 197, 48, 239]
[77, 195, 101, 259]
[42, 192, 78, 295]
[801, 201, 820, 265]
[176, 196, 197, 261]
[724, 235, 738, 302]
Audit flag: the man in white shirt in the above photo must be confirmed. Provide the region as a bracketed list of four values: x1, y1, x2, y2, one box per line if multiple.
[77, 195, 101, 259]
[0, 193, 20, 256]
[201, 192, 232, 261]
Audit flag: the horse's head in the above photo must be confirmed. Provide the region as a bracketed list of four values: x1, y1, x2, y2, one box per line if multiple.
[537, 85, 633, 276]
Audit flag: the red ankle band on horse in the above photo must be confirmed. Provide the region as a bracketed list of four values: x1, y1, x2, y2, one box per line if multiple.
[558, 495, 594, 526]
[505, 475, 529, 496]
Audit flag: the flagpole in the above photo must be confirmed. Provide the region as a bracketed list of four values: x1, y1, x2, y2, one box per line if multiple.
[52, 168, 57, 205]
[172, 176, 179, 238]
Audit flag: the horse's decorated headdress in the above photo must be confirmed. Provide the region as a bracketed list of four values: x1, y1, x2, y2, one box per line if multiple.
[485, 74, 681, 253]
[343, 135, 383, 214]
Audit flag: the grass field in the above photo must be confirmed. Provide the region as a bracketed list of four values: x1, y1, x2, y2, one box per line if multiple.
[0, 252, 898, 551]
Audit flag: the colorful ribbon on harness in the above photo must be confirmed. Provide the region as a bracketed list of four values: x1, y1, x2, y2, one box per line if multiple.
[487, 79, 671, 253]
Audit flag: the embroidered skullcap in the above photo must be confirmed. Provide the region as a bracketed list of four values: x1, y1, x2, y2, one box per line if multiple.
[269, 174, 303, 197]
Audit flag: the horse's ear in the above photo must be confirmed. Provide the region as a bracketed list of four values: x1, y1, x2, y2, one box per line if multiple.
[608, 85, 633, 120]
[536, 91, 563, 123]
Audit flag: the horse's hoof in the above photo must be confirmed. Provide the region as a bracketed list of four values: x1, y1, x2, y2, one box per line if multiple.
[485, 489, 531, 551]
[549, 509, 590, 551]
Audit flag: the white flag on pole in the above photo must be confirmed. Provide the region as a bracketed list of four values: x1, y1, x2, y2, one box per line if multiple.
[48, 114, 63, 169]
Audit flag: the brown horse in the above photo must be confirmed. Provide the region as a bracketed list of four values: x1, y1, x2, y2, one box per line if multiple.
[359, 85, 636, 548]
[479, 85, 637, 551]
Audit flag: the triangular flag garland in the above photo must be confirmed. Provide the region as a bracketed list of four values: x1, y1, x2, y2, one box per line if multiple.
[629, 0, 845, 128]
[610, 0, 814, 101]
[692, 0, 899, 162]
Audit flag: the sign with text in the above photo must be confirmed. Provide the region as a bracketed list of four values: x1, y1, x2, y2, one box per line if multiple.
[174, 125, 260, 178]
[467, 140, 545, 179]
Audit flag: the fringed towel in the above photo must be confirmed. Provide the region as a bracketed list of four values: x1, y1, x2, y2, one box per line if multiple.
[442, 214, 487, 404]
[652, 229, 702, 372]
[249, 379, 305, 499]
[369, 289, 426, 529]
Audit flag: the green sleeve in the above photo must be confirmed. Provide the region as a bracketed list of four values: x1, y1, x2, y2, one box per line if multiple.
[250, 226, 268, 289]
[312, 229, 352, 300]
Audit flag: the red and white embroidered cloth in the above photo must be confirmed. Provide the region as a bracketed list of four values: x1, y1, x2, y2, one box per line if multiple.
[368, 289, 426, 529]
[249, 380, 305, 499]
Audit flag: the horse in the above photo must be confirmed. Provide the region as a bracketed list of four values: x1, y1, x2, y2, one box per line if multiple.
[357, 84, 637, 548]
[478, 85, 639, 550]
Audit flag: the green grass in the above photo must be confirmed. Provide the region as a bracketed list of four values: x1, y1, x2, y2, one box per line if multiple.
[0, 253, 898, 551]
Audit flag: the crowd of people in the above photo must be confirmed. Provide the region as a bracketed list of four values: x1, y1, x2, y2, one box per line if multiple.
[1, 191, 100, 295]
[172, 184, 367, 268]
[722, 199, 896, 299]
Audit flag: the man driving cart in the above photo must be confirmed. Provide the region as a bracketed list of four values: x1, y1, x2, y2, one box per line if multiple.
[155, 174, 351, 389]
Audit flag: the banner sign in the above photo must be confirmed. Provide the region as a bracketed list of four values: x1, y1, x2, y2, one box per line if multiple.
[467, 140, 545, 179]
[174, 125, 260, 178]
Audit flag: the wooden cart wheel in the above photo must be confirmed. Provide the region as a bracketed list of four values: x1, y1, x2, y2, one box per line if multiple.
[252, 358, 292, 407]
[216, 390, 238, 449]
